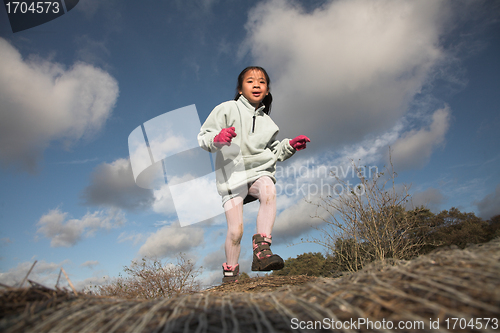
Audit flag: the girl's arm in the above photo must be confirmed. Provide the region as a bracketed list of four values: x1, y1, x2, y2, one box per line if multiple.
[267, 135, 296, 162]
[198, 104, 232, 153]
[268, 134, 311, 161]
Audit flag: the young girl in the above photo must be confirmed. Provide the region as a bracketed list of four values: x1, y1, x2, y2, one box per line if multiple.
[198, 66, 310, 283]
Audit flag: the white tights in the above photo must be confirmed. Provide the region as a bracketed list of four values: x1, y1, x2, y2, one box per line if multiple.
[223, 176, 277, 266]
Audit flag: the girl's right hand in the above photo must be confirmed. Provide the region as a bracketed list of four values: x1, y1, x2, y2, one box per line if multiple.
[214, 127, 237, 147]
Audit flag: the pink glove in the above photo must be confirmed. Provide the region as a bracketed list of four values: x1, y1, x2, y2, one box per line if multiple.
[214, 127, 237, 147]
[290, 135, 310, 151]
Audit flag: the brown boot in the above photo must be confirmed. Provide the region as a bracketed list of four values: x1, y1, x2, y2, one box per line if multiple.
[251, 234, 284, 271]
[222, 263, 239, 283]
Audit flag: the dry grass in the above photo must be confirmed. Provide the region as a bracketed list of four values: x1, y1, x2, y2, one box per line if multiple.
[1, 239, 499, 332]
[205, 275, 317, 294]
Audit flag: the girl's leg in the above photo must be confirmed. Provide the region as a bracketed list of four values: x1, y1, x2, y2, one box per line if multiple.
[223, 196, 244, 266]
[248, 176, 277, 235]
[248, 176, 283, 271]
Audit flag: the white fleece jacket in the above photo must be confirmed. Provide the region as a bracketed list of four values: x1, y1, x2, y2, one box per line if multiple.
[198, 95, 296, 196]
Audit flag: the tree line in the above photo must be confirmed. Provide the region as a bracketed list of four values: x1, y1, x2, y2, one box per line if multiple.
[273, 208, 499, 277]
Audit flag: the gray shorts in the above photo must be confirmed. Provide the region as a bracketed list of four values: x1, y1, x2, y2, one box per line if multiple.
[221, 181, 258, 207]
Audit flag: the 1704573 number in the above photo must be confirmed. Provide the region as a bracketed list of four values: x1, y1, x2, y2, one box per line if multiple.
[445, 318, 498, 330]
[5, 1, 60, 14]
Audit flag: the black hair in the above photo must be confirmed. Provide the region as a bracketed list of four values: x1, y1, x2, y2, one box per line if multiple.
[234, 66, 273, 115]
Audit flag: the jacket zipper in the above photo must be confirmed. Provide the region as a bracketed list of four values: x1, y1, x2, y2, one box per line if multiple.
[252, 115, 256, 133]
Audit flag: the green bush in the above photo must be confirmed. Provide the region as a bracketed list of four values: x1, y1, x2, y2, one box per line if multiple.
[272, 252, 334, 277]
[420, 208, 495, 252]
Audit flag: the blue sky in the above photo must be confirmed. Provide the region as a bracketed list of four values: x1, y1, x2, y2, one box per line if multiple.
[1, 0, 499, 289]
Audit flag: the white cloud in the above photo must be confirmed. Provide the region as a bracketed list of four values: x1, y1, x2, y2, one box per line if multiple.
[36, 208, 125, 247]
[390, 106, 451, 170]
[148, 133, 190, 163]
[0, 38, 119, 172]
[118, 231, 145, 246]
[74, 35, 111, 69]
[151, 171, 214, 219]
[200, 244, 252, 283]
[76, 275, 109, 293]
[152, 184, 177, 215]
[242, 0, 452, 152]
[1, 237, 12, 246]
[201, 246, 226, 271]
[273, 197, 329, 243]
[475, 184, 500, 219]
[80, 260, 99, 269]
[168, 173, 226, 226]
[82, 158, 155, 211]
[138, 224, 204, 258]
[410, 187, 445, 212]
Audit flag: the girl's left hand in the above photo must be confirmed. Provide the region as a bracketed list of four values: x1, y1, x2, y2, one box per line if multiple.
[290, 135, 310, 151]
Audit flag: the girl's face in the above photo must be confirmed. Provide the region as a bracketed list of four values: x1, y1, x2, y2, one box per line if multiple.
[238, 70, 269, 109]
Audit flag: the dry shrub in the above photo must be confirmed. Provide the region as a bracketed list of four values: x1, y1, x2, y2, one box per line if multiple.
[91, 255, 202, 299]
[311, 159, 426, 272]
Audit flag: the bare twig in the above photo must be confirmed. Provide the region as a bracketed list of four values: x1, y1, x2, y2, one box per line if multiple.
[19, 260, 37, 288]
[61, 267, 78, 296]
[55, 268, 63, 290]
